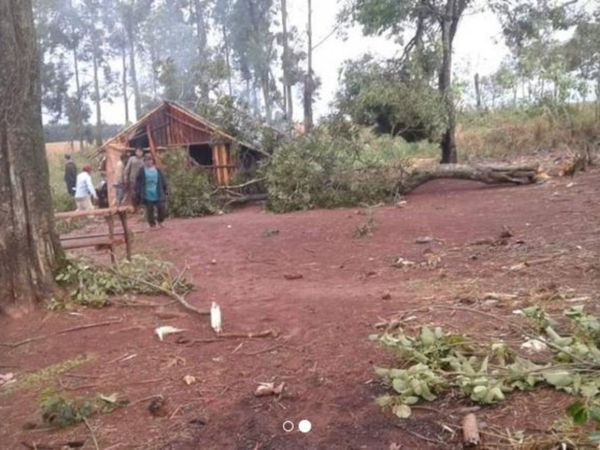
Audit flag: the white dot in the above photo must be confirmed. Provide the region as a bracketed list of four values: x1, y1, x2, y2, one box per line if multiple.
[298, 419, 312, 433]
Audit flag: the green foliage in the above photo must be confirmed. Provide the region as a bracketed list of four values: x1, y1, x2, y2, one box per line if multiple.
[566, 399, 600, 442]
[53, 255, 193, 309]
[264, 128, 432, 213]
[335, 55, 445, 142]
[196, 96, 284, 154]
[373, 307, 600, 421]
[161, 149, 218, 218]
[39, 389, 127, 428]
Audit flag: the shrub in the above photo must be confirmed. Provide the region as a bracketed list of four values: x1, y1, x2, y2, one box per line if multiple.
[161, 149, 218, 218]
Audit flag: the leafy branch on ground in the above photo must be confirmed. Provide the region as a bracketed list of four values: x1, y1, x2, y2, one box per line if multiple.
[161, 149, 218, 218]
[38, 389, 128, 428]
[263, 129, 413, 213]
[372, 305, 600, 444]
[52, 255, 193, 309]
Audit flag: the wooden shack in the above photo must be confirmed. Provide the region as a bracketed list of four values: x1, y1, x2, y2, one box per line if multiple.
[99, 101, 262, 205]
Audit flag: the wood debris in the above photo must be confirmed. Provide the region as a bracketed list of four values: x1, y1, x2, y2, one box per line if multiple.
[254, 382, 285, 397]
[462, 413, 480, 447]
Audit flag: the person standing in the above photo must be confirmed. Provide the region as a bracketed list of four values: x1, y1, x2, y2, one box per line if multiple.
[124, 147, 145, 205]
[74, 164, 97, 211]
[135, 155, 168, 228]
[64, 154, 77, 196]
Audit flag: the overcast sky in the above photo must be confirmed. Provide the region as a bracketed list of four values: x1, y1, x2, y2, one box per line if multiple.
[101, 0, 509, 124]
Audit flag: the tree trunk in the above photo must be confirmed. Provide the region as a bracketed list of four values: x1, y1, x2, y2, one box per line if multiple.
[303, 0, 314, 134]
[91, 48, 102, 147]
[222, 25, 233, 97]
[121, 47, 130, 125]
[149, 44, 158, 101]
[439, 0, 457, 164]
[399, 163, 539, 194]
[593, 76, 599, 114]
[281, 0, 293, 132]
[0, 0, 63, 316]
[72, 48, 84, 151]
[261, 71, 272, 124]
[474, 73, 481, 110]
[194, 0, 207, 56]
[194, 0, 209, 101]
[127, 24, 141, 119]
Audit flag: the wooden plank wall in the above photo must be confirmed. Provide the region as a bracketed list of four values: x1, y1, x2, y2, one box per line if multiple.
[212, 143, 231, 186]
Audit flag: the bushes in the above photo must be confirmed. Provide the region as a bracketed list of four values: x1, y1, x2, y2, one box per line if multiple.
[264, 129, 420, 213]
[161, 149, 218, 218]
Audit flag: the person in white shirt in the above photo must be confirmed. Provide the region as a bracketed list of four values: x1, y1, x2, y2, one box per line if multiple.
[74, 164, 97, 211]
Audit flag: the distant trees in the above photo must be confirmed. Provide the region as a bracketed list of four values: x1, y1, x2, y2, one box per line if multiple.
[32, 0, 595, 145]
[33, 0, 315, 137]
[467, 1, 597, 113]
[341, 0, 592, 161]
[342, 0, 472, 163]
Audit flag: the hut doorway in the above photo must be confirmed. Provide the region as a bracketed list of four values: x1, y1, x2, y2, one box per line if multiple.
[189, 144, 213, 166]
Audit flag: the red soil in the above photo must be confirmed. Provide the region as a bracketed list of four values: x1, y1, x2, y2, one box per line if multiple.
[1, 169, 599, 449]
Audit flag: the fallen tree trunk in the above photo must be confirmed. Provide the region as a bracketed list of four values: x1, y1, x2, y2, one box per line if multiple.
[399, 163, 539, 194]
[225, 193, 268, 207]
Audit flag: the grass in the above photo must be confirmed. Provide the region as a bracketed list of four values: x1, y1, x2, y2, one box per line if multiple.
[46, 145, 100, 213]
[457, 104, 599, 161]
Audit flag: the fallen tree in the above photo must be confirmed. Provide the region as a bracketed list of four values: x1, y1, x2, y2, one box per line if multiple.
[398, 163, 540, 193]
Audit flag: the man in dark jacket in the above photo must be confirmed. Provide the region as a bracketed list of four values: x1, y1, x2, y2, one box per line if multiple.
[64, 154, 77, 196]
[134, 155, 168, 228]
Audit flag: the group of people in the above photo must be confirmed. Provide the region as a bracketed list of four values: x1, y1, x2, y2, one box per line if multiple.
[64, 148, 169, 229]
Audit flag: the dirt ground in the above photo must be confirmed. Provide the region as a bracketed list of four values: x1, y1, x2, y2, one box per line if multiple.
[1, 168, 599, 449]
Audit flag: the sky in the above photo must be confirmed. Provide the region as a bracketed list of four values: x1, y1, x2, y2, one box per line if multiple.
[100, 0, 510, 125]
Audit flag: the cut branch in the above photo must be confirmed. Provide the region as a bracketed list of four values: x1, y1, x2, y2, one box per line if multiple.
[0, 318, 124, 348]
[126, 276, 209, 317]
[462, 413, 480, 447]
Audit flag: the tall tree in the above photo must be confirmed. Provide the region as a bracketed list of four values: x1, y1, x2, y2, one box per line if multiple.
[563, 8, 600, 117]
[0, 0, 62, 316]
[115, 0, 152, 119]
[34, 0, 88, 150]
[280, 0, 293, 128]
[214, 0, 235, 97]
[303, 0, 314, 133]
[147, 1, 197, 104]
[230, 0, 279, 123]
[80, 0, 111, 146]
[344, 0, 471, 162]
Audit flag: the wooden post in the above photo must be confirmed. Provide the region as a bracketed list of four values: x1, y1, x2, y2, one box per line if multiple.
[104, 145, 122, 207]
[212, 144, 222, 185]
[146, 124, 161, 168]
[106, 215, 116, 264]
[118, 211, 132, 261]
[221, 144, 231, 186]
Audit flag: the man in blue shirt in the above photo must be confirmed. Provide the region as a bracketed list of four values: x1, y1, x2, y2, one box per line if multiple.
[134, 155, 168, 228]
